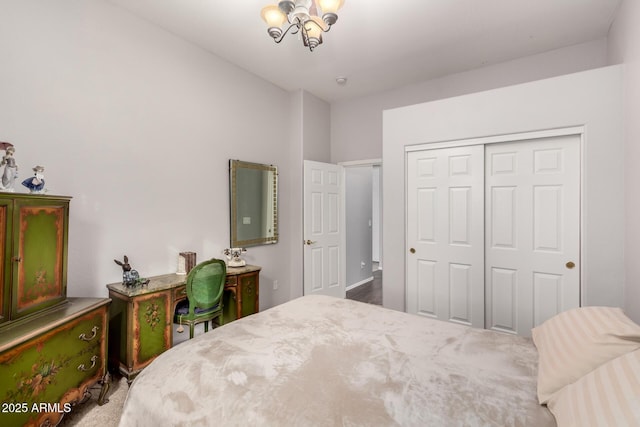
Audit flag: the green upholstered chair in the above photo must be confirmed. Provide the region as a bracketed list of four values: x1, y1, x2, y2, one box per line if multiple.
[174, 258, 226, 339]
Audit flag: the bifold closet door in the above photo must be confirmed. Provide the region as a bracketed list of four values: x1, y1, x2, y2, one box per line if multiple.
[485, 135, 580, 336]
[406, 146, 485, 328]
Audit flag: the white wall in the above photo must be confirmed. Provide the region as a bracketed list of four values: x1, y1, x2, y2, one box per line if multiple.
[302, 91, 331, 163]
[0, 0, 298, 309]
[288, 91, 304, 300]
[331, 39, 608, 164]
[608, 0, 640, 323]
[383, 66, 624, 314]
[287, 90, 332, 300]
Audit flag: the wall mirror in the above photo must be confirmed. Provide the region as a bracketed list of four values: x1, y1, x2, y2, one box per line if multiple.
[229, 160, 278, 247]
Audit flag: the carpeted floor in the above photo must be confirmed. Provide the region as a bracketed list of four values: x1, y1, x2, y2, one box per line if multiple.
[57, 322, 199, 426]
[58, 375, 128, 426]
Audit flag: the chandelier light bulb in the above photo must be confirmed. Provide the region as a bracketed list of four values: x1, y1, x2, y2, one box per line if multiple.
[261, 5, 287, 29]
[317, 0, 344, 15]
[304, 16, 326, 49]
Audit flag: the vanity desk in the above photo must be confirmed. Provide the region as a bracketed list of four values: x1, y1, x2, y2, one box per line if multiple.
[107, 264, 260, 382]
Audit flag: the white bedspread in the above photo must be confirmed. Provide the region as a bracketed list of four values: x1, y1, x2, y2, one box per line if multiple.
[119, 295, 554, 427]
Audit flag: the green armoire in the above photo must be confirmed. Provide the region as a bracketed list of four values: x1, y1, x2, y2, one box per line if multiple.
[0, 194, 110, 427]
[0, 194, 70, 325]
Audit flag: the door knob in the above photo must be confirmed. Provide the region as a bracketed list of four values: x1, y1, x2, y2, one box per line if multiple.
[304, 240, 316, 245]
[566, 261, 575, 269]
[409, 248, 416, 254]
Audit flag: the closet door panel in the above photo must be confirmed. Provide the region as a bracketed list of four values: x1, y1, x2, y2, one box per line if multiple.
[490, 186, 517, 249]
[417, 260, 436, 317]
[533, 272, 563, 326]
[485, 135, 580, 336]
[449, 263, 472, 324]
[489, 267, 518, 333]
[407, 146, 484, 327]
[533, 185, 562, 251]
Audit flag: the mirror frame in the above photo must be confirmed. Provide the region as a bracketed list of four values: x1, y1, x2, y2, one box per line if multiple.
[229, 160, 278, 247]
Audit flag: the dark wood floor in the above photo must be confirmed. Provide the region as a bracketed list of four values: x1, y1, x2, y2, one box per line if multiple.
[346, 269, 382, 306]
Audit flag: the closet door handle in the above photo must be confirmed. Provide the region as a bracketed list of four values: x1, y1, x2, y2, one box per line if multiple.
[566, 261, 575, 269]
[409, 248, 416, 254]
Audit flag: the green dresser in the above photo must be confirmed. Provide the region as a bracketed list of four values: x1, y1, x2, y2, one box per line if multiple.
[0, 298, 110, 427]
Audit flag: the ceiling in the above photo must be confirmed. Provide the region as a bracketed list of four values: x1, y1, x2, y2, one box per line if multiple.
[107, 0, 622, 103]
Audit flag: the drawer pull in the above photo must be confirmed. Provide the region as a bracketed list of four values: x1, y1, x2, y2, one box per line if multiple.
[77, 355, 98, 372]
[79, 326, 99, 341]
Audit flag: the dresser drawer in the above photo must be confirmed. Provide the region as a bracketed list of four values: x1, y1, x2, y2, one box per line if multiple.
[173, 285, 187, 301]
[224, 276, 237, 287]
[0, 304, 108, 426]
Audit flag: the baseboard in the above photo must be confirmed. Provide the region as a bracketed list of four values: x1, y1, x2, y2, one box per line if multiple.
[346, 276, 374, 291]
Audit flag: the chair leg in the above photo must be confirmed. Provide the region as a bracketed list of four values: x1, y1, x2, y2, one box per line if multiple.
[204, 322, 209, 333]
[189, 323, 195, 339]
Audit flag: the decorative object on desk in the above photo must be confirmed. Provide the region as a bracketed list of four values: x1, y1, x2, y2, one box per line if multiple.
[179, 251, 196, 274]
[22, 165, 46, 193]
[176, 254, 187, 275]
[114, 255, 150, 287]
[0, 143, 18, 192]
[223, 248, 247, 267]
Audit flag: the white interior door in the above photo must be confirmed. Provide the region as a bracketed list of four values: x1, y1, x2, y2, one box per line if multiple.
[485, 135, 581, 335]
[406, 146, 485, 327]
[303, 160, 345, 298]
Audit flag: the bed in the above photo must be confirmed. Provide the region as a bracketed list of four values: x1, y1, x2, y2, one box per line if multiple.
[119, 295, 557, 426]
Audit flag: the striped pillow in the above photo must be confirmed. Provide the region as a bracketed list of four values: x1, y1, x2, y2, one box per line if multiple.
[532, 306, 640, 404]
[547, 349, 640, 427]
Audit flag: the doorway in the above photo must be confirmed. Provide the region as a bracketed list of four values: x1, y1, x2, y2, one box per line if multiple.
[342, 160, 383, 305]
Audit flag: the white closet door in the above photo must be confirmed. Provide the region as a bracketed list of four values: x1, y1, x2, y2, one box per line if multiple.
[485, 135, 580, 336]
[407, 146, 485, 327]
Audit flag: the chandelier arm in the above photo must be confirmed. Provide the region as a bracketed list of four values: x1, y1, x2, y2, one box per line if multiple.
[272, 21, 303, 44]
[299, 20, 313, 52]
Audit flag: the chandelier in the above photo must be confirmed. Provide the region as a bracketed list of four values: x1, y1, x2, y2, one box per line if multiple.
[261, 0, 345, 51]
